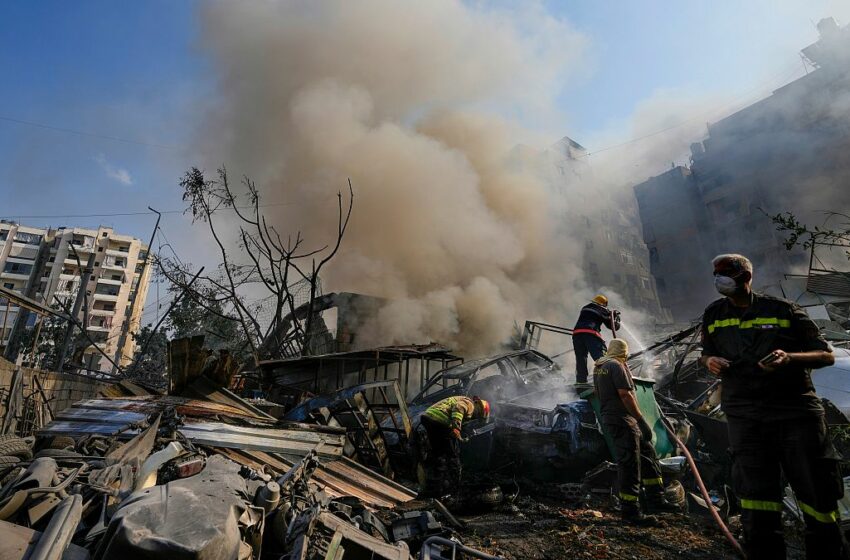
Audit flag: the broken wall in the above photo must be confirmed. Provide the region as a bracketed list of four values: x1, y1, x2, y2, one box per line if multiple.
[0, 356, 109, 421]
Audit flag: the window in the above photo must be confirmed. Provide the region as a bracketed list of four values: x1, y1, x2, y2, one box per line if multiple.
[111, 274, 122, 281]
[101, 232, 108, 237]
[97, 247, 104, 252]
[640, 277, 652, 290]
[3, 262, 33, 275]
[13, 232, 42, 245]
[0, 230, 8, 241]
[649, 247, 659, 265]
[3, 283, 13, 289]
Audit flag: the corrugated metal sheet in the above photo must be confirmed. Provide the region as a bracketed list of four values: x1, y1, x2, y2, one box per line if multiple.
[69, 396, 259, 419]
[216, 448, 416, 509]
[40, 400, 346, 458]
[807, 272, 850, 298]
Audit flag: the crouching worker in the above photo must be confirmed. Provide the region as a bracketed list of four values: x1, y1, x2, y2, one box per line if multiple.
[419, 396, 491, 499]
[593, 339, 678, 524]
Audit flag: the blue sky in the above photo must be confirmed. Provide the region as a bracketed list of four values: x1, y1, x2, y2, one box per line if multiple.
[0, 1, 847, 248]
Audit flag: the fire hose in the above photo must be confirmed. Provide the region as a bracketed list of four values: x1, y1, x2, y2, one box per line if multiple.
[659, 416, 745, 558]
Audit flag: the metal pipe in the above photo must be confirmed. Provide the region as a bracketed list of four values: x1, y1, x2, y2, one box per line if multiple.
[29, 494, 83, 560]
[112, 207, 161, 373]
[420, 536, 503, 560]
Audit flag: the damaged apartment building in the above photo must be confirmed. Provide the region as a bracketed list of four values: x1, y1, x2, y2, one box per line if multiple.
[0, 221, 152, 371]
[510, 137, 672, 323]
[634, 18, 850, 322]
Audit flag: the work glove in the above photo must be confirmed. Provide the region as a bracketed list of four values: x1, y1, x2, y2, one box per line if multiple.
[638, 417, 654, 442]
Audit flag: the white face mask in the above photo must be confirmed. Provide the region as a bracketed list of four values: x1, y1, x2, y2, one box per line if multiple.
[714, 275, 739, 296]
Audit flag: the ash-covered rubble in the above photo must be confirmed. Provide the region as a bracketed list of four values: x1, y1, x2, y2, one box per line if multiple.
[8, 316, 850, 559]
[0, 372, 501, 560]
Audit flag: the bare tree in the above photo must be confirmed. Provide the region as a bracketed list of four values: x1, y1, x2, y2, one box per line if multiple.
[768, 211, 850, 257]
[158, 167, 353, 365]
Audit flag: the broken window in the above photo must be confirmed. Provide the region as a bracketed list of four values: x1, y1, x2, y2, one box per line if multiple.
[12, 231, 42, 245]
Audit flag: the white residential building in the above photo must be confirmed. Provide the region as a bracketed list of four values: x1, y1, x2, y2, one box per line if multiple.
[0, 221, 152, 371]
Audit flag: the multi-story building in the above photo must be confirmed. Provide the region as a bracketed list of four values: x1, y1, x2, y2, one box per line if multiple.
[633, 18, 850, 322]
[510, 137, 672, 322]
[0, 223, 49, 346]
[0, 221, 152, 371]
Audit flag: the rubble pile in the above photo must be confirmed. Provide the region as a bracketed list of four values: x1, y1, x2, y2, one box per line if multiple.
[0, 382, 500, 559]
[4, 320, 850, 559]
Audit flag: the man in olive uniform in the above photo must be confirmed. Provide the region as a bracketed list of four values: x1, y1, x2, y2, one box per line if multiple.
[594, 339, 678, 523]
[700, 254, 844, 559]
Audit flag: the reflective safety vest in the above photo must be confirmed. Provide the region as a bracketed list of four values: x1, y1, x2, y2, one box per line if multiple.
[423, 396, 476, 438]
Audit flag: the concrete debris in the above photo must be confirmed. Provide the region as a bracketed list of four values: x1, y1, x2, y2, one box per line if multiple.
[11, 320, 844, 559]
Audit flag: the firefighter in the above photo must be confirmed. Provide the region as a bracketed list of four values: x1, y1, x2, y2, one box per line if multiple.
[419, 395, 491, 499]
[572, 294, 621, 383]
[700, 254, 844, 559]
[594, 338, 678, 524]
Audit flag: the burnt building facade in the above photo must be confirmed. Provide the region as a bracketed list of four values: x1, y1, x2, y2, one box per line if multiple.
[634, 18, 850, 322]
[512, 137, 672, 322]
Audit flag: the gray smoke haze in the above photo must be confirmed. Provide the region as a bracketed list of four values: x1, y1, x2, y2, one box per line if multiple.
[194, 2, 850, 357]
[196, 1, 597, 356]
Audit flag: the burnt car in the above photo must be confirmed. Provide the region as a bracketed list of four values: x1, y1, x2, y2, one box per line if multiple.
[409, 349, 566, 413]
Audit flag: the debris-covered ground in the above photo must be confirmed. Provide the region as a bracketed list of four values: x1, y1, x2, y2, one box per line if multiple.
[1, 322, 846, 558]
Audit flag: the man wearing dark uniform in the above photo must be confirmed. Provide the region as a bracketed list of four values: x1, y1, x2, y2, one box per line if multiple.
[700, 253, 844, 559]
[594, 339, 678, 523]
[572, 294, 621, 383]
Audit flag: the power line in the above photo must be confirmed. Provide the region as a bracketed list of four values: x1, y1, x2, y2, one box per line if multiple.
[0, 199, 310, 220]
[580, 61, 806, 158]
[0, 115, 181, 150]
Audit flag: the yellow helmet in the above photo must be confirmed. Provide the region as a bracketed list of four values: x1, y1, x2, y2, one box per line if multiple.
[592, 294, 608, 306]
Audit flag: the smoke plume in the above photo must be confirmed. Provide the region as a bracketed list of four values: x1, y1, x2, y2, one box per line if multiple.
[196, 1, 594, 356]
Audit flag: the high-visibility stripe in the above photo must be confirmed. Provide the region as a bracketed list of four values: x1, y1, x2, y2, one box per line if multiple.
[642, 477, 663, 487]
[451, 412, 464, 420]
[740, 499, 783, 512]
[424, 409, 450, 425]
[619, 492, 639, 502]
[799, 501, 839, 523]
[707, 317, 791, 334]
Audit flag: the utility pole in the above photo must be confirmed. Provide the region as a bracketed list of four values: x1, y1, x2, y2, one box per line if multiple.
[111, 208, 161, 374]
[55, 253, 96, 372]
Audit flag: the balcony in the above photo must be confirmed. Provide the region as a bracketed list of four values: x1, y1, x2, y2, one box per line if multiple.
[70, 243, 95, 254]
[101, 262, 126, 271]
[58, 273, 77, 281]
[63, 258, 83, 267]
[90, 308, 116, 317]
[0, 272, 31, 281]
[87, 324, 112, 333]
[105, 248, 131, 258]
[97, 277, 123, 286]
[93, 293, 119, 302]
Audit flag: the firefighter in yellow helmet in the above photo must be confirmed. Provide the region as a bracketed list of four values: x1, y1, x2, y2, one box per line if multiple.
[572, 294, 621, 383]
[419, 396, 491, 498]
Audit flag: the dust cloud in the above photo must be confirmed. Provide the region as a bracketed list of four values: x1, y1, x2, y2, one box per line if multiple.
[195, 1, 597, 356]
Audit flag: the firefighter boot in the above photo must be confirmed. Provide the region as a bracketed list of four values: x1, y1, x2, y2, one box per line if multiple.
[644, 488, 681, 514]
[621, 501, 660, 526]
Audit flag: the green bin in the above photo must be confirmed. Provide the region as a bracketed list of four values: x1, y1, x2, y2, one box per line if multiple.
[580, 377, 675, 459]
